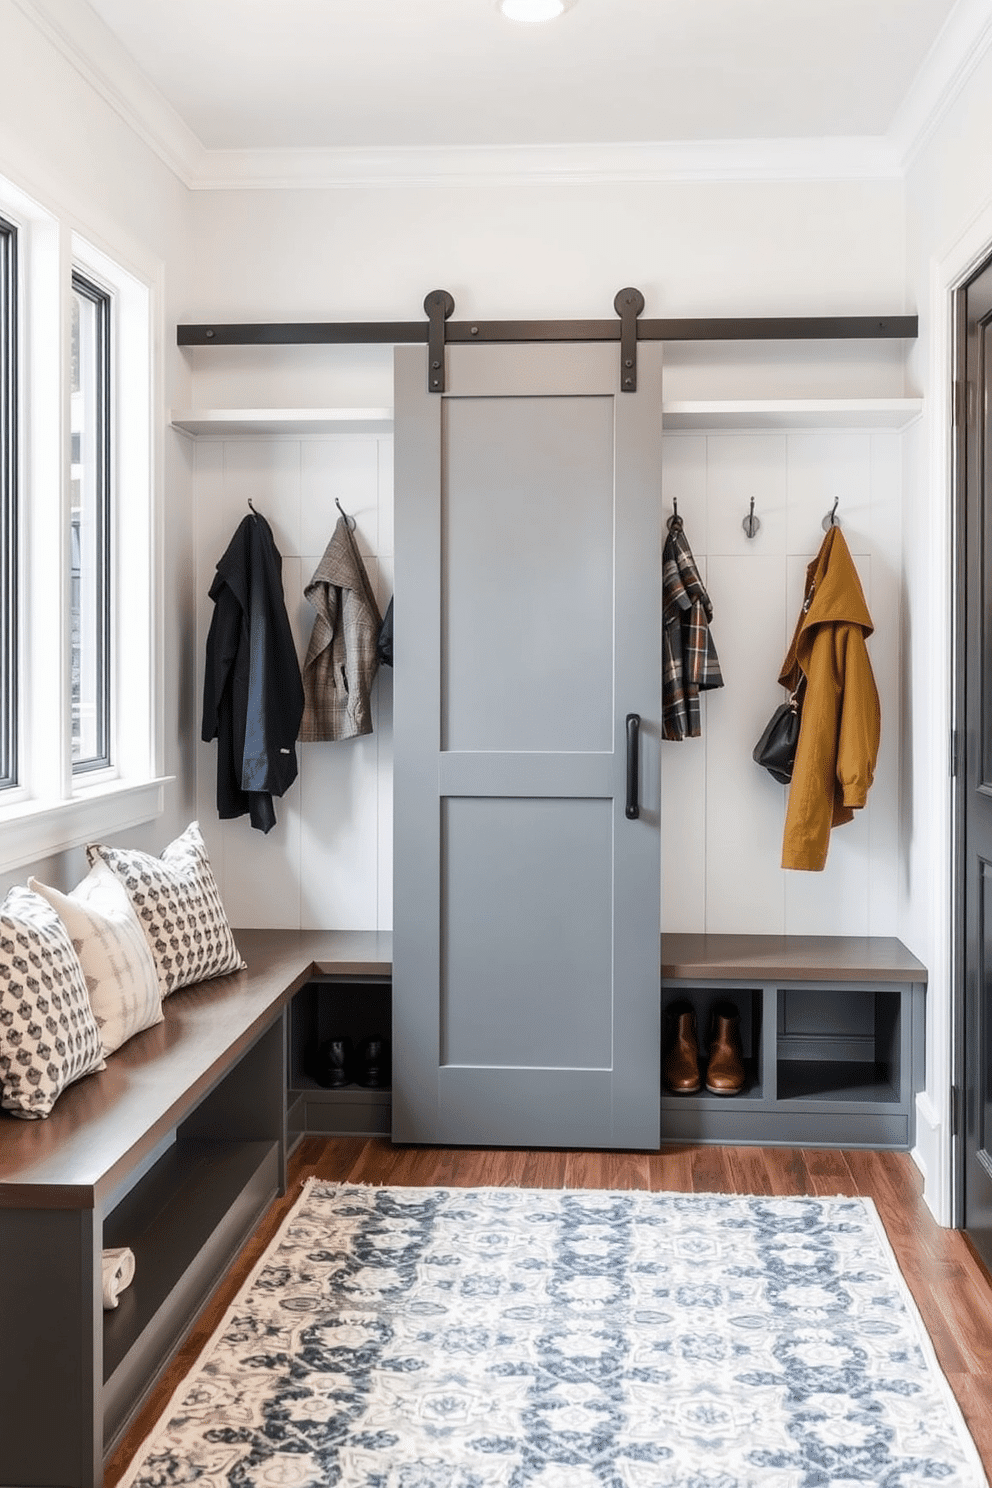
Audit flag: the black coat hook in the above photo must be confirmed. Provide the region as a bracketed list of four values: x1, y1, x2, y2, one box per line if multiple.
[667, 495, 680, 531]
[742, 495, 760, 539]
[335, 497, 357, 532]
[821, 496, 840, 533]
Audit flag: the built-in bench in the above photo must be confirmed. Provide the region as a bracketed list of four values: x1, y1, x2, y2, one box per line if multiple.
[0, 926, 927, 1488]
[0, 928, 390, 1488]
[661, 933, 928, 1149]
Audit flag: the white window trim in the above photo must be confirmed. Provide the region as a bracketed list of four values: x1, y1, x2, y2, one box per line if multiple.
[0, 176, 170, 873]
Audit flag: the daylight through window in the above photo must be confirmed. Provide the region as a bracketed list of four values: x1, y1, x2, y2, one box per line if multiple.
[70, 270, 111, 772]
[0, 215, 16, 791]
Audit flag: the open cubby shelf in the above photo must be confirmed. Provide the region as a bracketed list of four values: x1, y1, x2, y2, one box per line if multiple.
[288, 975, 393, 1138]
[660, 934, 926, 1148]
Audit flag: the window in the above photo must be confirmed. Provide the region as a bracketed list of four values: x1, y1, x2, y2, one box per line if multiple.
[70, 271, 111, 772]
[0, 215, 15, 791]
[0, 173, 166, 872]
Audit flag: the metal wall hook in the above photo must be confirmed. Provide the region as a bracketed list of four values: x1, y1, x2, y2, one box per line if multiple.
[822, 496, 840, 532]
[667, 495, 680, 531]
[742, 496, 760, 539]
[247, 497, 258, 515]
[335, 497, 357, 532]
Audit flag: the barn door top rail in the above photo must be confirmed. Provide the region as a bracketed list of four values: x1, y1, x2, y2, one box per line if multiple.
[176, 288, 918, 394]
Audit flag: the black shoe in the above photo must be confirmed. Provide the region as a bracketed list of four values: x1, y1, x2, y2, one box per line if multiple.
[355, 1036, 390, 1088]
[314, 1036, 353, 1088]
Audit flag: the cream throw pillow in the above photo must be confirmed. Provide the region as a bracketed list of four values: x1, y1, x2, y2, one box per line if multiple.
[30, 860, 163, 1055]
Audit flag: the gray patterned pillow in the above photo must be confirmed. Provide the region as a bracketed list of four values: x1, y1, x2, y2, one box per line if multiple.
[29, 860, 163, 1054]
[86, 822, 244, 997]
[0, 886, 106, 1119]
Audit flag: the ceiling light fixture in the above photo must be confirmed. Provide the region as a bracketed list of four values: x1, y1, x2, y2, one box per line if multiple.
[498, 0, 573, 23]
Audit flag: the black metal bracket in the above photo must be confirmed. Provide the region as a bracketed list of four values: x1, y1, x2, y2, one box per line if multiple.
[425, 289, 455, 393]
[614, 288, 645, 392]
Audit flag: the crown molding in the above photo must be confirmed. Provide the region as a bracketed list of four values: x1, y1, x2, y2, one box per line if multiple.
[9, 0, 205, 186]
[9, 0, 992, 191]
[888, 0, 992, 169]
[190, 137, 903, 191]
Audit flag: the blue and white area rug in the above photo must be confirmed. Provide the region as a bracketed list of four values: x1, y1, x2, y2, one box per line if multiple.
[121, 1182, 988, 1487]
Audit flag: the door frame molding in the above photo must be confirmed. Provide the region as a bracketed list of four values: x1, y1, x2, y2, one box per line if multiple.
[951, 242, 992, 1233]
[936, 202, 992, 1227]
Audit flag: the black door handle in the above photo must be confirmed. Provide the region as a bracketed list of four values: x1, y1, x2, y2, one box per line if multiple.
[625, 713, 640, 819]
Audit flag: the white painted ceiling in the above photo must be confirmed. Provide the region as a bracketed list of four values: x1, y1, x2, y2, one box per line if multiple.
[75, 0, 961, 152]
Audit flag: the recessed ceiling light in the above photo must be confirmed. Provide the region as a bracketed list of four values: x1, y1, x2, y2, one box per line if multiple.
[499, 0, 573, 22]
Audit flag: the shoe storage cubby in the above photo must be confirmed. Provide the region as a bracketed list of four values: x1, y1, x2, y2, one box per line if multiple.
[663, 989, 764, 1100]
[288, 974, 392, 1142]
[660, 934, 926, 1149]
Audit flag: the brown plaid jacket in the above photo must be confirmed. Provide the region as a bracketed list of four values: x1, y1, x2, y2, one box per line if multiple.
[662, 515, 724, 740]
[300, 515, 382, 743]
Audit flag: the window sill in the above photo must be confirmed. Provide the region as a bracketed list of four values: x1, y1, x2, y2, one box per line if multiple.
[0, 776, 174, 874]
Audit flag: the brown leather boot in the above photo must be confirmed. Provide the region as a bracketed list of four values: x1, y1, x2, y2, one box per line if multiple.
[663, 1003, 701, 1094]
[706, 1001, 745, 1095]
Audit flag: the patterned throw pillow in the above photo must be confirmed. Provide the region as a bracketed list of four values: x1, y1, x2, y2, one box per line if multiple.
[0, 886, 106, 1119]
[86, 822, 244, 997]
[29, 860, 163, 1055]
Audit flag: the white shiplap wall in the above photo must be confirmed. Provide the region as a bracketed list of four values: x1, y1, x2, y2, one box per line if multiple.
[190, 422, 903, 939]
[192, 431, 394, 931]
[660, 428, 902, 936]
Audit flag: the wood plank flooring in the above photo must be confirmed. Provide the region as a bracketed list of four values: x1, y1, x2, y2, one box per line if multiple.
[104, 1141, 992, 1485]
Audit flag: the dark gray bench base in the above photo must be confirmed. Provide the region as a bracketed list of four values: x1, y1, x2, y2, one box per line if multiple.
[0, 928, 391, 1488]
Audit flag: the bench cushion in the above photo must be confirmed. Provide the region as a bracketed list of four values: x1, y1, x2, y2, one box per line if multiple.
[0, 886, 105, 1118]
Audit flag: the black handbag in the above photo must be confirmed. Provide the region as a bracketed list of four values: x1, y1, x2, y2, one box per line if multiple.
[376, 597, 393, 667]
[753, 678, 805, 785]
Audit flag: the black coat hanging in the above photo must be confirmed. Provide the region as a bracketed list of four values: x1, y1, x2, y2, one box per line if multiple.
[201, 508, 304, 833]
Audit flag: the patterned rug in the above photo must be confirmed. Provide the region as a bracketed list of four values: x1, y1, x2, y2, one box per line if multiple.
[121, 1182, 988, 1488]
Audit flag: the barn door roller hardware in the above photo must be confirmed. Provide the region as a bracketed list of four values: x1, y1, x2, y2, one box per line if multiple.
[615, 287, 645, 391]
[425, 289, 455, 393]
[423, 287, 645, 393]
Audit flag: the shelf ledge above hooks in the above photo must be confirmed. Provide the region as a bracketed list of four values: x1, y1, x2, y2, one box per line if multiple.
[170, 408, 393, 436]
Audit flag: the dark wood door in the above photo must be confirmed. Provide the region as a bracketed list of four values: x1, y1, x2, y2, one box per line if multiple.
[959, 253, 992, 1267]
[392, 342, 662, 1149]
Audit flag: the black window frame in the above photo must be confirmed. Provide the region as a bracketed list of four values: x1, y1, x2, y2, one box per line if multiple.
[70, 269, 112, 775]
[0, 215, 16, 791]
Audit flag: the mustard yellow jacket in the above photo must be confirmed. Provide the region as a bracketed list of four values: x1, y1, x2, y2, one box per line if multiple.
[778, 526, 880, 872]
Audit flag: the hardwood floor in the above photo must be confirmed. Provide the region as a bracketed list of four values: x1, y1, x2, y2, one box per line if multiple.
[104, 1141, 992, 1485]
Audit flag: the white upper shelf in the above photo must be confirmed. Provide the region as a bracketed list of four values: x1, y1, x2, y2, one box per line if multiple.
[170, 408, 393, 435]
[171, 397, 924, 437]
[661, 398, 923, 431]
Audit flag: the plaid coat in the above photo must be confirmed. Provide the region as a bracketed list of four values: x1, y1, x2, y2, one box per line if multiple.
[300, 515, 382, 743]
[662, 515, 724, 740]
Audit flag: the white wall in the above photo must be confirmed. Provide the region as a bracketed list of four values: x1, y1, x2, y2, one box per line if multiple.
[661, 428, 904, 935]
[0, 0, 195, 898]
[900, 44, 992, 1219]
[190, 427, 393, 930]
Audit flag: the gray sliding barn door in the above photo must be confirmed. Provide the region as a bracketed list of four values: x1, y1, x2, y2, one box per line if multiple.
[393, 341, 662, 1149]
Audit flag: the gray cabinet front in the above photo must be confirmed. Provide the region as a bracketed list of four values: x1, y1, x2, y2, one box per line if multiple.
[393, 342, 662, 1149]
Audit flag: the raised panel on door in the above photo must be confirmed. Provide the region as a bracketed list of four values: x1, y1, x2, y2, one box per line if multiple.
[393, 341, 662, 1149]
[442, 395, 616, 754]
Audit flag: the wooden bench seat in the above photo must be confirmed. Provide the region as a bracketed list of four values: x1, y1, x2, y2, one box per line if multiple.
[0, 927, 391, 1488]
